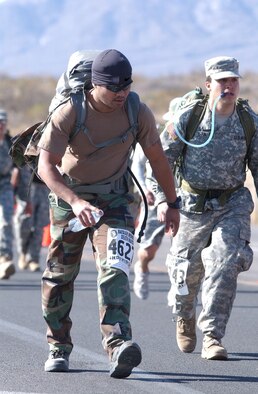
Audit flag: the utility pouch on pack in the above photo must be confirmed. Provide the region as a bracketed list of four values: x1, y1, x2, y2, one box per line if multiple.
[9, 122, 43, 170]
[9, 50, 99, 172]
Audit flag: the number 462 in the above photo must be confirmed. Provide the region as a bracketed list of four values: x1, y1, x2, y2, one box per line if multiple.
[108, 239, 133, 260]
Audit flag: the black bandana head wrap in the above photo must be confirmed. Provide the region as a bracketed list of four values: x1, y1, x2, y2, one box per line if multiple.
[92, 49, 133, 88]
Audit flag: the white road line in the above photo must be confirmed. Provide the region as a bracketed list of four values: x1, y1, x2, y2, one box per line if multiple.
[0, 318, 203, 394]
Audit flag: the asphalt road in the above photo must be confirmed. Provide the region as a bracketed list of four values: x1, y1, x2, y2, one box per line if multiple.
[0, 226, 258, 394]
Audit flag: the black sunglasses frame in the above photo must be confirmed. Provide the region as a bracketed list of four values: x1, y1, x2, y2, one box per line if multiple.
[105, 84, 131, 93]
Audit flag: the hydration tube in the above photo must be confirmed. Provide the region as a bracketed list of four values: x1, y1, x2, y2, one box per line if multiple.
[173, 92, 226, 148]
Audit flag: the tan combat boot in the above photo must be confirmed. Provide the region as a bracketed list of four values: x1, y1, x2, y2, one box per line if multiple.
[28, 261, 41, 272]
[18, 253, 29, 270]
[176, 315, 197, 353]
[0, 256, 15, 279]
[201, 337, 228, 360]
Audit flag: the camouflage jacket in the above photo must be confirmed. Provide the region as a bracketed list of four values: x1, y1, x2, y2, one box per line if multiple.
[150, 102, 258, 212]
[0, 137, 13, 189]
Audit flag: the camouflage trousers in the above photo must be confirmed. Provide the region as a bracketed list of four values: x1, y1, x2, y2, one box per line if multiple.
[42, 191, 135, 357]
[14, 183, 49, 262]
[167, 188, 254, 341]
[0, 186, 14, 259]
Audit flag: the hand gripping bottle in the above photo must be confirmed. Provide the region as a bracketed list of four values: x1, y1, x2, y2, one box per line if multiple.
[69, 210, 104, 232]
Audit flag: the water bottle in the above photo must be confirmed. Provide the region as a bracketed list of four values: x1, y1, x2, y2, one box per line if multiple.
[69, 210, 104, 232]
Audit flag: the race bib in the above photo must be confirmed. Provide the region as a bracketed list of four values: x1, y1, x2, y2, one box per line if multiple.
[107, 228, 134, 277]
[166, 254, 189, 296]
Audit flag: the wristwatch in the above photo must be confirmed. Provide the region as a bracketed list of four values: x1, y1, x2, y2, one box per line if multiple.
[167, 196, 181, 209]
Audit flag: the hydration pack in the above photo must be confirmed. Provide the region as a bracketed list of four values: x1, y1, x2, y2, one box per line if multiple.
[170, 87, 255, 152]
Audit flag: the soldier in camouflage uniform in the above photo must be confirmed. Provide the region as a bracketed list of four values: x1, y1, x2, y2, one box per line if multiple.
[13, 166, 49, 272]
[12, 166, 32, 267]
[0, 109, 15, 280]
[37, 49, 180, 377]
[154, 56, 258, 360]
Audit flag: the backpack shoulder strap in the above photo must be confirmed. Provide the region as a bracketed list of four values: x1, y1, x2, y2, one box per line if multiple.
[126, 91, 140, 138]
[125, 93, 145, 243]
[236, 98, 256, 153]
[185, 95, 209, 141]
[69, 90, 87, 142]
[70, 91, 140, 145]
[74, 90, 140, 149]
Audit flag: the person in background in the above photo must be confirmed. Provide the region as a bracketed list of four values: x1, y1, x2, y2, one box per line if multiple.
[12, 166, 49, 272]
[133, 99, 181, 300]
[0, 108, 15, 280]
[37, 49, 180, 378]
[132, 142, 165, 299]
[154, 56, 258, 361]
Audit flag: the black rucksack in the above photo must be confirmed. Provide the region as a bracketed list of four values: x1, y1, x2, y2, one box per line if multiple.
[9, 50, 140, 172]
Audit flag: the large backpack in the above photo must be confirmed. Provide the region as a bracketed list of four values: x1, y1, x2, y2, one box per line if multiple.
[180, 87, 256, 152]
[9, 50, 140, 172]
[9, 50, 148, 242]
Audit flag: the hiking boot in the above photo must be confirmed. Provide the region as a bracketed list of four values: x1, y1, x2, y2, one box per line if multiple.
[176, 315, 196, 353]
[133, 262, 149, 300]
[0, 258, 15, 280]
[0, 255, 12, 263]
[110, 341, 142, 378]
[201, 338, 228, 360]
[18, 254, 29, 270]
[28, 261, 41, 272]
[44, 349, 70, 372]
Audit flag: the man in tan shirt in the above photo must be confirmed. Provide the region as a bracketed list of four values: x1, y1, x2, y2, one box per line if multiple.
[38, 49, 180, 378]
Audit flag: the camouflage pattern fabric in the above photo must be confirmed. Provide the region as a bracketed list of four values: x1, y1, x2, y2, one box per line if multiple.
[0, 138, 13, 188]
[154, 103, 258, 341]
[154, 104, 258, 205]
[167, 187, 253, 339]
[0, 138, 14, 259]
[13, 167, 32, 256]
[0, 188, 14, 259]
[13, 198, 31, 254]
[14, 180, 50, 262]
[27, 182, 49, 262]
[42, 191, 135, 357]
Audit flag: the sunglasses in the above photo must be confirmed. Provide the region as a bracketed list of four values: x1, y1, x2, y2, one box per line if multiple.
[105, 84, 131, 93]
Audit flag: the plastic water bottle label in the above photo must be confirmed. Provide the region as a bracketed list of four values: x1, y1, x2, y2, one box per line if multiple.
[69, 210, 103, 232]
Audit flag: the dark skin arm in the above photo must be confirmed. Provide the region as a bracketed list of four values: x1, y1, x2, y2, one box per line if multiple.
[38, 140, 180, 234]
[38, 149, 102, 227]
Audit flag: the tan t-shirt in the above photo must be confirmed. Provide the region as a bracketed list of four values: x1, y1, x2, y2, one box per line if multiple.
[38, 94, 159, 184]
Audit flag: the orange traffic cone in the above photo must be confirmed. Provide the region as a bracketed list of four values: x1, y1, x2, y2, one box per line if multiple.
[42, 223, 51, 247]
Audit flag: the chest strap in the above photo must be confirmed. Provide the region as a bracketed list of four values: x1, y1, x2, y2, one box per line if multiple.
[63, 173, 128, 194]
